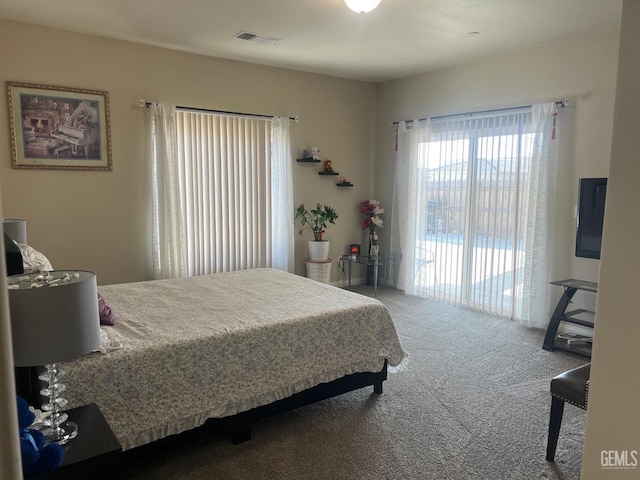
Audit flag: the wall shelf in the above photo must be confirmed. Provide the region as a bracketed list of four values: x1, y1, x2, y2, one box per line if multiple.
[298, 157, 350, 185]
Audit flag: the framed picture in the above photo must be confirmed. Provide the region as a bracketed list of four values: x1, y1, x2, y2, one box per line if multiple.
[6, 82, 112, 170]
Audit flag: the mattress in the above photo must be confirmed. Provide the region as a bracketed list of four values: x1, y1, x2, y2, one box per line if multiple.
[61, 268, 407, 450]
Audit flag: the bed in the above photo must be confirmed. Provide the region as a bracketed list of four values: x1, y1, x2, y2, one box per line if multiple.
[58, 268, 407, 451]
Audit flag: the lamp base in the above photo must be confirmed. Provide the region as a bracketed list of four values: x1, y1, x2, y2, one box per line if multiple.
[38, 363, 79, 445]
[40, 420, 78, 445]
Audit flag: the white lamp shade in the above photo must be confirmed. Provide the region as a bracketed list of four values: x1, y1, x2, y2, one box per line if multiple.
[3, 219, 27, 244]
[8, 271, 101, 366]
[344, 0, 381, 13]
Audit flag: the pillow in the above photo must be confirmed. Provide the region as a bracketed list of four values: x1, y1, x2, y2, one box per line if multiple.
[17, 244, 53, 273]
[98, 292, 115, 326]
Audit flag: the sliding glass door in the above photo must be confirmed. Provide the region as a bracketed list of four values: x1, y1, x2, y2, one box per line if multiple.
[414, 111, 533, 318]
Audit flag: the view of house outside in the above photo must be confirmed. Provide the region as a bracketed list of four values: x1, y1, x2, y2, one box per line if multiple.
[413, 123, 534, 318]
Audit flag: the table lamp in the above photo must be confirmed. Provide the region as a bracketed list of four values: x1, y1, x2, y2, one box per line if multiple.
[8, 270, 101, 444]
[3, 218, 27, 244]
[3, 219, 26, 276]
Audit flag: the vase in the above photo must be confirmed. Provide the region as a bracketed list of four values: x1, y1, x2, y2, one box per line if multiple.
[368, 231, 379, 257]
[308, 240, 330, 261]
[366, 230, 379, 286]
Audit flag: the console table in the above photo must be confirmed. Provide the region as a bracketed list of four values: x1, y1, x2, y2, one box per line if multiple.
[344, 254, 401, 296]
[542, 279, 597, 358]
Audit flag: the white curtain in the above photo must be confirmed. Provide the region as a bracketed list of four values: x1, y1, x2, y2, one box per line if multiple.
[270, 117, 294, 272]
[519, 103, 558, 328]
[149, 103, 187, 279]
[150, 106, 293, 278]
[392, 103, 558, 327]
[391, 119, 431, 293]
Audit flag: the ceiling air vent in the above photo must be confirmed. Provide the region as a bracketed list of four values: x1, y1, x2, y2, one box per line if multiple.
[233, 31, 282, 45]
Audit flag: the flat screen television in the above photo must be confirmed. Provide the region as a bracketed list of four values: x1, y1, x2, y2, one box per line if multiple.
[575, 177, 607, 259]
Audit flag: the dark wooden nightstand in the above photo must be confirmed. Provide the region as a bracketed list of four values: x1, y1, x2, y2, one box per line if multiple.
[27, 403, 121, 480]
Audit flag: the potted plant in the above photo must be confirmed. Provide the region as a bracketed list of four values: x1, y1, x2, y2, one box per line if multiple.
[295, 203, 339, 260]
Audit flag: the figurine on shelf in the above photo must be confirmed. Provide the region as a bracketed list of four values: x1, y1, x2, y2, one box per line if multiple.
[302, 148, 311, 159]
[311, 147, 320, 160]
[323, 160, 334, 173]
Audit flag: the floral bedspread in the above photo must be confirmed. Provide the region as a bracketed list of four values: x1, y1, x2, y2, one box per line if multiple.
[61, 268, 407, 450]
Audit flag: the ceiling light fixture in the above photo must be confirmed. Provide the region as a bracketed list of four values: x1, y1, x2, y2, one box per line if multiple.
[344, 0, 381, 14]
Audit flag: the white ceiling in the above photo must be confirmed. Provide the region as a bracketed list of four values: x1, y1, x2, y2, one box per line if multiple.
[0, 0, 622, 83]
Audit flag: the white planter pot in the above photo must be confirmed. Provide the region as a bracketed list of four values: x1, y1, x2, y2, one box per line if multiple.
[308, 240, 330, 261]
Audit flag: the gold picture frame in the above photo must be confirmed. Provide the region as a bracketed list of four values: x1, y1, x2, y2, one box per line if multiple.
[7, 82, 112, 170]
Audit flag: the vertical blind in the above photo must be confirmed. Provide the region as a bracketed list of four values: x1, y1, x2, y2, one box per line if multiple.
[416, 112, 533, 317]
[176, 112, 272, 276]
[394, 106, 556, 321]
[393, 102, 558, 326]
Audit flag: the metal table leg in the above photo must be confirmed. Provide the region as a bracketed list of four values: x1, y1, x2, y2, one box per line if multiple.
[373, 258, 379, 297]
[542, 287, 578, 351]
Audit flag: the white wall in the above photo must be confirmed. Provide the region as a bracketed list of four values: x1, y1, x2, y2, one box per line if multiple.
[0, 19, 377, 286]
[375, 31, 620, 288]
[582, 0, 640, 477]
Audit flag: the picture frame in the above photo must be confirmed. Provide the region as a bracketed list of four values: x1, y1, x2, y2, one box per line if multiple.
[6, 82, 112, 170]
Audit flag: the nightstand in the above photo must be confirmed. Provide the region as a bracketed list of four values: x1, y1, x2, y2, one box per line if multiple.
[27, 403, 121, 480]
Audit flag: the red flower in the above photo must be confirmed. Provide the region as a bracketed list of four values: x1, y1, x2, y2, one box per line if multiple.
[359, 199, 384, 231]
[359, 200, 376, 215]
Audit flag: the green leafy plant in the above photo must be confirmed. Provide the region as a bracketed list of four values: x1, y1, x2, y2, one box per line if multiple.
[295, 203, 339, 241]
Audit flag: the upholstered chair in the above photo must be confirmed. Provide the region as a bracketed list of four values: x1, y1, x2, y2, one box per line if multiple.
[546, 363, 590, 462]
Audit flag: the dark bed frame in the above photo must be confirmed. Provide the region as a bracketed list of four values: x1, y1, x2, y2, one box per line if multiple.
[115, 360, 389, 465]
[226, 359, 388, 443]
[17, 360, 388, 453]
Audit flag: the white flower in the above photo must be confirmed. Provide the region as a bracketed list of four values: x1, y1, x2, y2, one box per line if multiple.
[360, 199, 384, 231]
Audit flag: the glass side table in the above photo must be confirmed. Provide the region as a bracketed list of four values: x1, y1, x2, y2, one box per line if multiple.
[343, 253, 401, 296]
[542, 278, 597, 358]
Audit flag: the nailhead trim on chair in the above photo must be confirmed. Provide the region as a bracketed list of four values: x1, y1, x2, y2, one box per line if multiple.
[585, 379, 589, 409]
[546, 366, 590, 463]
[550, 379, 589, 410]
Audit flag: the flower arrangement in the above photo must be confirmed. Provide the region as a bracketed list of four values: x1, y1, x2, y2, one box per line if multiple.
[360, 200, 384, 233]
[295, 203, 339, 241]
[360, 200, 384, 256]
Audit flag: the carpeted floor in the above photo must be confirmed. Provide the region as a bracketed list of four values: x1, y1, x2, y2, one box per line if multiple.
[119, 286, 587, 480]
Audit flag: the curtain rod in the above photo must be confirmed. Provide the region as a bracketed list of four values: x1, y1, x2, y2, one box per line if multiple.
[392, 99, 569, 125]
[139, 99, 298, 122]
